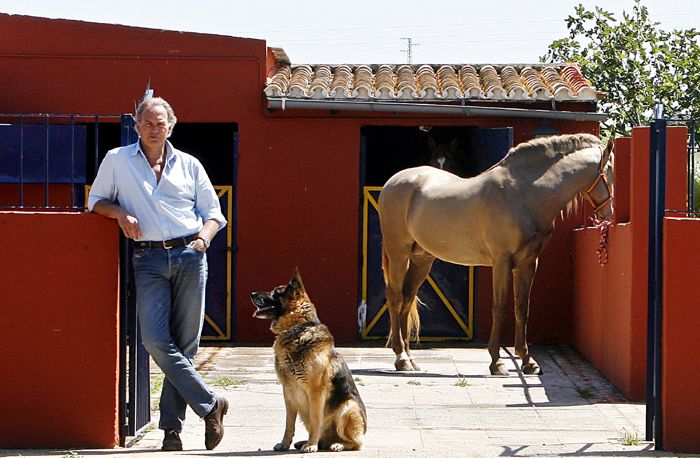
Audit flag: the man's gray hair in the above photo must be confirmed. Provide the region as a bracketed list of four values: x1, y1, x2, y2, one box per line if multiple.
[135, 97, 177, 137]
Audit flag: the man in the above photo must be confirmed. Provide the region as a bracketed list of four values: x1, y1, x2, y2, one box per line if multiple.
[88, 97, 228, 451]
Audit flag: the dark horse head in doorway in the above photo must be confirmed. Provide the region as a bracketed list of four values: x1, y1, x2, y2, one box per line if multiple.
[425, 127, 470, 177]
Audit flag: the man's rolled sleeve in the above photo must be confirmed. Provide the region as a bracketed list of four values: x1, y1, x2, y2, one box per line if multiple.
[194, 162, 227, 230]
[88, 152, 117, 211]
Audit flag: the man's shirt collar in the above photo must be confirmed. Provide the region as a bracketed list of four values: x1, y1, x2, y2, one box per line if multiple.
[132, 140, 178, 164]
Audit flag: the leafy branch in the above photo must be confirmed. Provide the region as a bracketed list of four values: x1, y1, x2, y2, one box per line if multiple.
[541, 0, 700, 137]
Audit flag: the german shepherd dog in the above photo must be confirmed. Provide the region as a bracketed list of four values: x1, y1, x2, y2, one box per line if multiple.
[250, 269, 367, 453]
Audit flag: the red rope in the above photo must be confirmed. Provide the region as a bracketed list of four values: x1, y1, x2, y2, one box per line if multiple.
[591, 217, 613, 266]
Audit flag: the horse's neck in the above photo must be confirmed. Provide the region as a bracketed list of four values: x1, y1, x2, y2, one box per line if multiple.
[509, 147, 600, 224]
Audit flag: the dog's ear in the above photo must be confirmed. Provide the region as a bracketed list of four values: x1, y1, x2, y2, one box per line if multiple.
[289, 267, 306, 293]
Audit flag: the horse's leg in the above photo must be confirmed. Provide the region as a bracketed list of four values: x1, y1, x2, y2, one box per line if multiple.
[488, 255, 512, 376]
[513, 257, 542, 375]
[400, 251, 436, 371]
[382, 245, 413, 371]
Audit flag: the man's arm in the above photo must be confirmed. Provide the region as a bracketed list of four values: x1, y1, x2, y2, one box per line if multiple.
[92, 199, 143, 240]
[189, 219, 221, 252]
[198, 219, 221, 242]
[87, 150, 143, 239]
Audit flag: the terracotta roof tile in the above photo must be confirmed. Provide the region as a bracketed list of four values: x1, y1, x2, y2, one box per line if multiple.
[264, 60, 601, 103]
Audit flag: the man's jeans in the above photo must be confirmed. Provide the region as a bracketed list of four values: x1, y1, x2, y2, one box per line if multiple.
[132, 244, 215, 431]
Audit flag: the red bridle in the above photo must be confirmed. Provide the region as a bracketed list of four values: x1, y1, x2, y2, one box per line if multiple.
[584, 147, 614, 266]
[583, 155, 613, 217]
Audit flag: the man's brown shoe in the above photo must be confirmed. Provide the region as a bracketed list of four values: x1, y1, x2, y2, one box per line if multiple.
[204, 395, 229, 450]
[162, 430, 183, 451]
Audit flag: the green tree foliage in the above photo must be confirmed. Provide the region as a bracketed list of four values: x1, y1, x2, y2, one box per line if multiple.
[541, 0, 700, 138]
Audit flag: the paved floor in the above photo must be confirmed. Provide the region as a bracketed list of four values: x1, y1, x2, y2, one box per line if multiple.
[2, 344, 677, 457]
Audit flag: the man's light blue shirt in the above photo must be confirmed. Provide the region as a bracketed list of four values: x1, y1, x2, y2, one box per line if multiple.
[88, 141, 226, 241]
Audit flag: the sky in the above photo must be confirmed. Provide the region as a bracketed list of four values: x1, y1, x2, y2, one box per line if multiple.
[0, 0, 698, 65]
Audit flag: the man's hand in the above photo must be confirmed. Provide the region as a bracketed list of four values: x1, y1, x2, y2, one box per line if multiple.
[188, 238, 208, 252]
[92, 199, 142, 239]
[187, 219, 220, 252]
[117, 213, 143, 240]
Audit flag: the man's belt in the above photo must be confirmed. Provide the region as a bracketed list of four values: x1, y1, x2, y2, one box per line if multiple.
[133, 234, 198, 250]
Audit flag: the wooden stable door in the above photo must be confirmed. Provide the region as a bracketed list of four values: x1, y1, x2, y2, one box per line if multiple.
[201, 185, 233, 341]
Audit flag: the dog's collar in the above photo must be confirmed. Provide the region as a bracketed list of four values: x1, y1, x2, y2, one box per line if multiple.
[282, 320, 320, 337]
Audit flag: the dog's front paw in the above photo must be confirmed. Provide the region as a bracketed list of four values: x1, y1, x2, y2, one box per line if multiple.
[300, 443, 318, 453]
[294, 440, 306, 450]
[273, 441, 290, 451]
[329, 443, 345, 452]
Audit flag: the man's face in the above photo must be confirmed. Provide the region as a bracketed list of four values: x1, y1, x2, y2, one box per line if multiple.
[135, 105, 170, 152]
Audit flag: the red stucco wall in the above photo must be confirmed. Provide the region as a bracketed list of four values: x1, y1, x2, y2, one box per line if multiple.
[0, 14, 266, 118]
[572, 224, 642, 399]
[0, 212, 120, 448]
[235, 118, 362, 341]
[663, 217, 700, 453]
[571, 127, 688, 402]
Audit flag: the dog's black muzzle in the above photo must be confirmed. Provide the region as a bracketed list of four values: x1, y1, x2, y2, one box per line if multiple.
[250, 292, 278, 319]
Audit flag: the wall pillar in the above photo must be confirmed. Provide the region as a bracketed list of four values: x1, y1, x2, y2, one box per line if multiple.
[0, 212, 121, 448]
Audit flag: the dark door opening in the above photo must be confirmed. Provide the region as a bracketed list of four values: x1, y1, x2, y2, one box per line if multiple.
[171, 123, 238, 343]
[361, 125, 513, 186]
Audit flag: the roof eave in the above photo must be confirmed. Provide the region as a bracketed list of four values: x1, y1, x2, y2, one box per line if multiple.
[266, 98, 607, 122]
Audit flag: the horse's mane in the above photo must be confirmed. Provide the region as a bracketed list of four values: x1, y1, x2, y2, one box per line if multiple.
[503, 133, 601, 162]
[500, 133, 605, 221]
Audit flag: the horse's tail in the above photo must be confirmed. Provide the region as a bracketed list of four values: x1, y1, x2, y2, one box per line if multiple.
[382, 245, 393, 347]
[386, 296, 421, 342]
[383, 243, 422, 345]
[407, 296, 421, 342]
[381, 244, 389, 285]
[385, 296, 422, 345]
[381, 242, 422, 346]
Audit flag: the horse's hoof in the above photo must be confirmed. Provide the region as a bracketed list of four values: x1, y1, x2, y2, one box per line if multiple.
[522, 362, 542, 375]
[395, 359, 414, 371]
[489, 361, 509, 376]
[410, 359, 421, 371]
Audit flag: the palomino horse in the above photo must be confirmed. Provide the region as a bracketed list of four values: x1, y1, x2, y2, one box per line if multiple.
[378, 134, 614, 374]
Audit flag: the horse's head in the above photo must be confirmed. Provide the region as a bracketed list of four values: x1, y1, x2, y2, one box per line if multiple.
[583, 137, 615, 221]
[427, 136, 466, 176]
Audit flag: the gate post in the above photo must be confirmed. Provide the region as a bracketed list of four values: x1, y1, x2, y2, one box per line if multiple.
[117, 114, 151, 444]
[646, 118, 666, 448]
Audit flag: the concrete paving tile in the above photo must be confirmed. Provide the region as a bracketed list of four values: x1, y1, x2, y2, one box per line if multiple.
[485, 430, 565, 446]
[419, 427, 491, 446]
[410, 385, 472, 405]
[364, 407, 420, 427]
[363, 427, 423, 448]
[414, 408, 483, 428]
